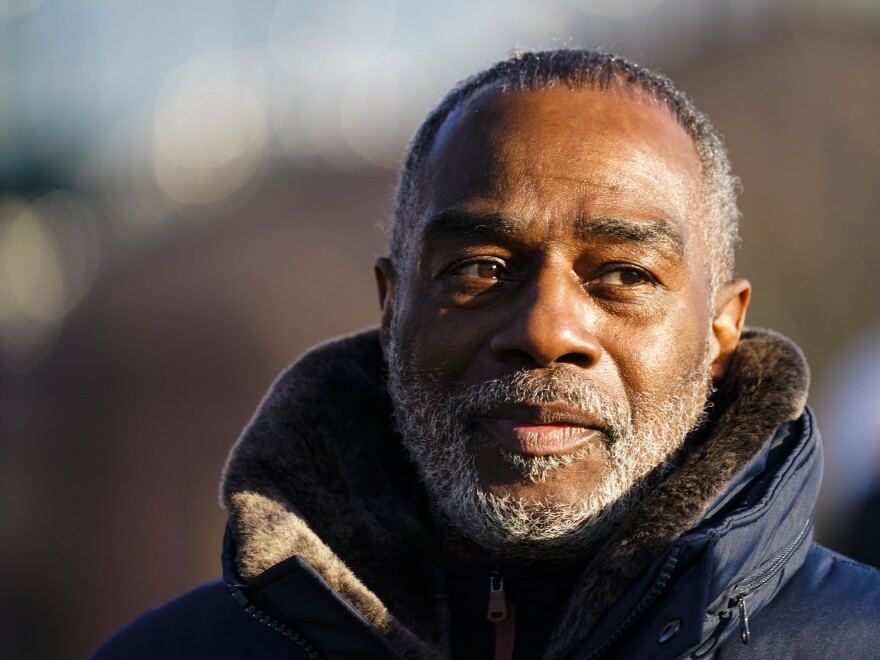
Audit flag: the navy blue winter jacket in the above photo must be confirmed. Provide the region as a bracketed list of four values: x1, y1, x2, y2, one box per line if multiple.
[95, 329, 880, 659]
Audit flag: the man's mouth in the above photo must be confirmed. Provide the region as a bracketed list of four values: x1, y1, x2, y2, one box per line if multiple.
[477, 405, 605, 456]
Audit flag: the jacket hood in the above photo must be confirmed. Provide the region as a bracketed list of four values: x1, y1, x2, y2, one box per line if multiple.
[220, 327, 815, 658]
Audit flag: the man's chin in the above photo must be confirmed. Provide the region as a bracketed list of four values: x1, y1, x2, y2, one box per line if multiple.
[473, 441, 613, 504]
[438, 474, 635, 562]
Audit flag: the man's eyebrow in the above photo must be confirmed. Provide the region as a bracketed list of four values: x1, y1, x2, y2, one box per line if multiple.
[421, 210, 519, 242]
[575, 216, 685, 256]
[420, 211, 686, 257]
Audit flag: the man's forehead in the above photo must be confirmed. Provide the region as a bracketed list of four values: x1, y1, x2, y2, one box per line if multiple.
[427, 82, 701, 168]
[413, 83, 705, 249]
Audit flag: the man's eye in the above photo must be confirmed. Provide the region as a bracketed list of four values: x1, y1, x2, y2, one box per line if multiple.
[596, 268, 651, 286]
[452, 261, 504, 280]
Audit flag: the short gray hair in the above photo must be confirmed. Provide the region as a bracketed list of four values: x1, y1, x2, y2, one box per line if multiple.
[390, 49, 740, 290]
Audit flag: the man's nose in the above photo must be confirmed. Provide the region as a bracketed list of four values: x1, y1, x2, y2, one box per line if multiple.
[489, 268, 602, 369]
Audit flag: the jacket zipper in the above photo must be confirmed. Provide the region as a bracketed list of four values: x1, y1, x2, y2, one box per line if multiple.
[487, 567, 508, 623]
[488, 567, 516, 660]
[730, 517, 812, 644]
[575, 547, 681, 660]
[227, 582, 324, 659]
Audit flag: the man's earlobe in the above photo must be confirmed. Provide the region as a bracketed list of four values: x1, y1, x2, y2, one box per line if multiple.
[374, 257, 396, 352]
[709, 279, 751, 382]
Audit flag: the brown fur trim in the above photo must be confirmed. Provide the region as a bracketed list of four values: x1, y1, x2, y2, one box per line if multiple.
[228, 490, 434, 657]
[222, 330, 448, 657]
[229, 491, 393, 627]
[221, 327, 809, 659]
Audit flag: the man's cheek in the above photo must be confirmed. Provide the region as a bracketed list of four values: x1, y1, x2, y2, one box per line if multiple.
[399, 310, 477, 372]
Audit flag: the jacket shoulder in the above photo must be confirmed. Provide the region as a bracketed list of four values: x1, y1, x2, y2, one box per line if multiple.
[716, 544, 880, 658]
[775, 544, 880, 619]
[92, 580, 310, 659]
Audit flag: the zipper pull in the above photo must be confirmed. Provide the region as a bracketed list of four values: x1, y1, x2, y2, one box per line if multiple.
[736, 592, 751, 644]
[487, 569, 507, 623]
[487, 568, 516, 660]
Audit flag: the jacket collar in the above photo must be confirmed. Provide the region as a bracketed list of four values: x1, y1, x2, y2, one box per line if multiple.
[221, 327, 814, 658]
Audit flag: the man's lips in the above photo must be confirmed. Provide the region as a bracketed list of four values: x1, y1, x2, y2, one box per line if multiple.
[477, 406, 605, 456]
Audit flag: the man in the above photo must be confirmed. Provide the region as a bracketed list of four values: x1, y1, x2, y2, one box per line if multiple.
[95, 49, 880, 659]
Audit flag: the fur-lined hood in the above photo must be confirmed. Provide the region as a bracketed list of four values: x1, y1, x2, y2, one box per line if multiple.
[220, 327, 815, 659]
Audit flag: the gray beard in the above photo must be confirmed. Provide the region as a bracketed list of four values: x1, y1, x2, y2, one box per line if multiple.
[385, 336, 713, 562]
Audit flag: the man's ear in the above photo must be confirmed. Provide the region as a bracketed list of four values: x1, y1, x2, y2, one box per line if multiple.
[374, 257, 396, 353]
[709, 278, 751, 382]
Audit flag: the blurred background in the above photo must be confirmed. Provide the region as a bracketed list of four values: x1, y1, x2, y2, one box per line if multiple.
[1, 0, 879, 657]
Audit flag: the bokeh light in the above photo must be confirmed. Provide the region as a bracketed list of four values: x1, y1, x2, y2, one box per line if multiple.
[270, 80, 363, 169]
[340, 52, 456, 168]
[32, 191, 102, 313]
[269, 0, 396, 80]
[0, 192, 100, 371]
[0, 199, 64, 323]
[152, 49, 269, 207]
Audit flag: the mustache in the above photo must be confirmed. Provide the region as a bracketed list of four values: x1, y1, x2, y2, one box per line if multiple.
[443, 369, 631, 436]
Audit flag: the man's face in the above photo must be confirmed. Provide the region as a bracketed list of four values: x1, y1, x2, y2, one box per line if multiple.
[378, 85, 746, 557]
